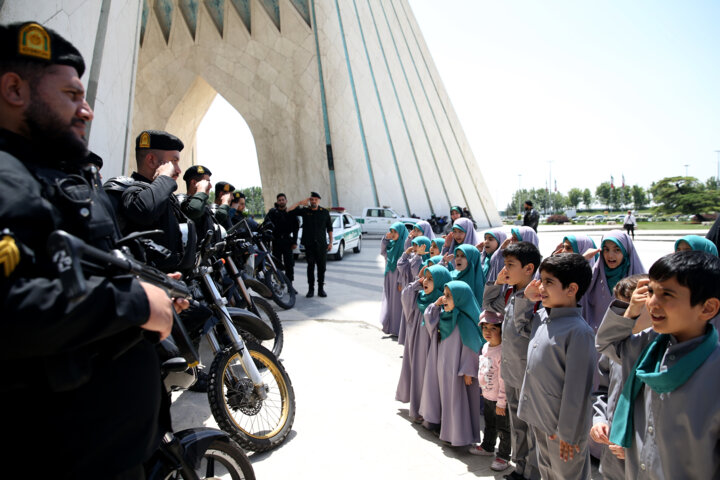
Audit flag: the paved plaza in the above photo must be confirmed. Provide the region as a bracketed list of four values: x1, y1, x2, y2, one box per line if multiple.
[172, 226, 706, 479]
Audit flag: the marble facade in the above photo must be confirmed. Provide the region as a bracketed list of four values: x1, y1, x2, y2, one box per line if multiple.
[0, 0, 499, 226]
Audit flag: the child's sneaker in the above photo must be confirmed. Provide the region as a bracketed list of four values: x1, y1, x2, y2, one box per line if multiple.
[468, 445, 495, 456]
[491, 457, 509, 471]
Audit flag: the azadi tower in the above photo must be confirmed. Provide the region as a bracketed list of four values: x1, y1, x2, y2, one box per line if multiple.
[0, 0, 499, 225]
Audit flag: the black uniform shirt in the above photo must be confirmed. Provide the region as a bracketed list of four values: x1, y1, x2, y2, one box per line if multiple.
[294, 207, 333, 246]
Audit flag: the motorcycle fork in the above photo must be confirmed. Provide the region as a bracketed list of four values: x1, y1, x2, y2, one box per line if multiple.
[225, 256, 259, 316]
[200, 271, 267, 398]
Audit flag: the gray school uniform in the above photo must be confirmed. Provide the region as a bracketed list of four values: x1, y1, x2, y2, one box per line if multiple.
[517, 305, 595, 480]
[380, 238, 405, 337]
[396, 253, 423, 345]
[596, 301, 720, 479]
[483, 283, 539, 479]
[395, 280, 432, 419]
[419, 303, 442, 424]
[592, 354, 626, 480]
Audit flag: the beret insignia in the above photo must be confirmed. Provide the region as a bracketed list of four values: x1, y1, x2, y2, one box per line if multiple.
[18, 23, 51, 60]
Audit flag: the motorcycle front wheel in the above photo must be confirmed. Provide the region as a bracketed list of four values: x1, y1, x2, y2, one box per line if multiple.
[194, 439, 256, 480]
[262, 265, 295, 310]
[207, 343, 296, 453]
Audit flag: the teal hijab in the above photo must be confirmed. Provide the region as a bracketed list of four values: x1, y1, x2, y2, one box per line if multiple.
[675, 235, 719, 256]
[423, 255, 453, 271]
[412, 236, 432, 261]
[432, 237, 445, 253]
[385, 222, 409, 275]
[417, 265, 453, 314]
[438, 281, 485, 353]
[452, 244, 485, 306]
[603, 237, 630, 292]
[610, 325, 718, 448]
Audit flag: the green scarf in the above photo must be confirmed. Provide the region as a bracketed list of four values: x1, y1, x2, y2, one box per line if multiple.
[603, 238, 629, 293]
[438, 281, 485, 353]
[675, 235, 719, 256]
[511, 227, 522, 241]
[385, 222, 409, 275]
[417, 265, 452, 314]
[609, 325, 718, 448]
[451, 244, 485, 307]
[432, 238, 445, 253]
[412, 236, 432, 262]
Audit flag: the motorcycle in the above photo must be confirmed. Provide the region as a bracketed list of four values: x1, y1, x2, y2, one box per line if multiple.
[48, 230, 296, 453]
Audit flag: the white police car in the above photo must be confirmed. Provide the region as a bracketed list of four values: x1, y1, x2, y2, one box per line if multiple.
[294, 209, 362, 260]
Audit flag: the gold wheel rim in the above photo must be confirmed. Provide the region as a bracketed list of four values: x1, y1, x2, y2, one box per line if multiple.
[222, 350, 289, 439]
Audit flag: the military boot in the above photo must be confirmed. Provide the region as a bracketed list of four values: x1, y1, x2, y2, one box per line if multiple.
[306, 286, 314, 298]
[318, 283, 327, 297]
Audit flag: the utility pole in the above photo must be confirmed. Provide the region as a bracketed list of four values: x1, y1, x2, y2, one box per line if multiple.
[517, 174, 522, 216]
[715, 151, 720, 190]
[684, 164, 689, 177]
[548, 160, 553, 214]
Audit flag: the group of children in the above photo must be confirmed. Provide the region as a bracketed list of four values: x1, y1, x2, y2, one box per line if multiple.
[379, 218, 720, 479]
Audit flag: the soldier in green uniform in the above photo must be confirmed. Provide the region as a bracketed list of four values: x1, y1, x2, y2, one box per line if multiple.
[289, 192, 333, 297]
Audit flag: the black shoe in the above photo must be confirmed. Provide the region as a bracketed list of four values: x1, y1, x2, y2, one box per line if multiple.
[189, 370, 209, 393]
[289, 284, 298, 295]
[318, 287, 327, 297]
[503, 472, 525, 480]
[306, 289, 314, 298]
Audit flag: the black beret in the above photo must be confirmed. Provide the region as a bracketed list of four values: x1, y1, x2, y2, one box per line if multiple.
[0, 22, 85, 77]
[85, 151, 103, 169]
[232, 191, 246, 201]
[215, 181, 235, 195]
[182, 165, 212, 182]
[310, 191, 321, 199]
[135, 130, 184, 151]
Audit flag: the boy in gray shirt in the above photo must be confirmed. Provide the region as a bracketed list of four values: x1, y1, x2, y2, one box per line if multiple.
[596, 251, 720, 479]
[517, 253, 595, 480]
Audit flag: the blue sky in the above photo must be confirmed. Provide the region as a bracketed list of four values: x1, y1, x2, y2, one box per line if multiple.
[198, 0, 720, 212]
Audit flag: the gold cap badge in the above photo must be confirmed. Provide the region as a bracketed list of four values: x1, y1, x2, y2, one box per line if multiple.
[18, 23, 51, 60]
[197, 166, 204, 174]
[223, 184, 230, 192]
[138, 132, 151, 148]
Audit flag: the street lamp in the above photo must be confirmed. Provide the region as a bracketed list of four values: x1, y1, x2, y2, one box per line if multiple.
[517, 174, 522, 216]
[684, 164, 689, 177]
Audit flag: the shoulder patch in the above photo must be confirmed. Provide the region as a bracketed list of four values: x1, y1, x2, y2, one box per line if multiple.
[18, 23, 51, 60]
[138, 131, 151, 148]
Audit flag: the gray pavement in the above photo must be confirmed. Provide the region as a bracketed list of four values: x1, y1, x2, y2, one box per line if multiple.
[171, 226, 705, 479]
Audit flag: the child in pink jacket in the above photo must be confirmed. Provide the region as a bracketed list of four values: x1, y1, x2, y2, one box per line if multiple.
[469, 310, 510, 472]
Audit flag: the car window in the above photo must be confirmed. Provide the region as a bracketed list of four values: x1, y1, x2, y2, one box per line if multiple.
[382, 210, 394, 218]
[345, 214, 355, 226]
[332, 215, 342, 228]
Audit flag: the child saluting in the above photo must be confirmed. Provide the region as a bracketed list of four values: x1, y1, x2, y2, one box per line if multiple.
[597, 251, 720, 478]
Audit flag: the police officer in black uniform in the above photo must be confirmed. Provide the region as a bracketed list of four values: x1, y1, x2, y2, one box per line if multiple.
[104, 130, 187, 271]
[211, 180, 235, 229]
[289, 192, 333, 297]
[266, 193, 299, 292]
[0, 22, 178, 478]
[180, 165, 230, 244]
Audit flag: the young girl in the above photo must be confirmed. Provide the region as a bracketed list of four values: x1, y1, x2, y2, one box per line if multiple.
[674, 234, 718, 255]
[442, 217, 480, 255]
[397, 236, 433, 344]
[469, 310, 510, 472]
[555, 234, 598, 267]
[380, 222, 409, 337]
[580, 230, 645, 332]
[452, 244, 485, 307]
[396, 265, 452, 422]
[430, 238, 445, 257]
[478, 229, 507, 284]
[424, 281, 484, 446]
[405, 220, 435, 249]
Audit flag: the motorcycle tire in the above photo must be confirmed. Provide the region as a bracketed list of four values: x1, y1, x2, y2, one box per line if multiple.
[195, 439, 256, 480]
[250, 296, 284, 358]
[262, 265, 295, 310]
[229, 289, 284, 358]
[208, 343, 296, 453]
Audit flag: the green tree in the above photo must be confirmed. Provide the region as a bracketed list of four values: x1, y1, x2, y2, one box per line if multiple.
[595, 182, 612, 210]
[240, 186, 264, 215]
[582, 188, 593, 209]
[567, 188, 583, 209]
[631, 185, 648, 210]
[649, 176, 720, 214]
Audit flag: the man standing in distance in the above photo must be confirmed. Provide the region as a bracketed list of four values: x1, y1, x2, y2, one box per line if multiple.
[0, 22, 177, 477]
[289, 192, 333, 297]
[266, 193, 299, 293]
[523, 200, 540, 232]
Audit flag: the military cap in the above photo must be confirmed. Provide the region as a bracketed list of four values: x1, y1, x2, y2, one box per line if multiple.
[310, 191, 321, 199]
[135, 130, 184, 151]
[0, 22, 85, 77]
[85, 151, 103, 169]
[232, 191, 246, 201]
[182, 165, 212, 182]
[215, 181, 235, 196]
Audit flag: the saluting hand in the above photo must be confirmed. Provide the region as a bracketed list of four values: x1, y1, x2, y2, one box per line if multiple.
[197, 179, 212, 194]
[625, 278, 650, 319]
[524, 279, 542, 302]
[155, 161, 177, 180]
